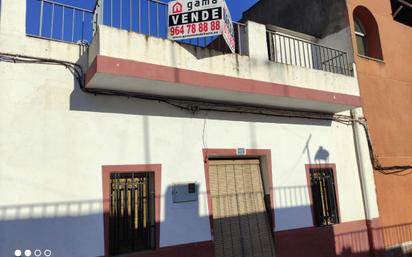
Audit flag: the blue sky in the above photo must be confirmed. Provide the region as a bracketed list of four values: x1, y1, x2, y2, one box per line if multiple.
[26, 0, 259, 44]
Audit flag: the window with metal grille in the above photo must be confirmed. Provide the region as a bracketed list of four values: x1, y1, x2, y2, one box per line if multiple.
[309, 168, 339, 226]
[109, 172, 156, 255]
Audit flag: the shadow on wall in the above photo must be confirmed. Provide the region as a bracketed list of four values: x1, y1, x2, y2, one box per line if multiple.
[72, 52, 333, 127]
[68, 80, 334, 128]
[1, 187, 412, 257]
[0, 200, 105, 257]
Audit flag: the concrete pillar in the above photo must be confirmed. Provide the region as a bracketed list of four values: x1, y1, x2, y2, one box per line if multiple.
[246, 21, 268, 62]
[0, 0, 26, 36]
[352, 107, 386, 257]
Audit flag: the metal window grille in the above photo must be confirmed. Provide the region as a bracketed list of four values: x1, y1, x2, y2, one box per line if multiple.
[109, 172, 155, 255]
[310, 168, 340, 226]
[267, 30, 353, 76]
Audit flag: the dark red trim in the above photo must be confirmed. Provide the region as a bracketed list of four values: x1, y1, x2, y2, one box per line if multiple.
[304, 163, 342, 227]
[202, 149, 275, 236]
[97, 240, 214, 257]
[102, 164, 162, 257]
[366, 218, 386, 257]
[274, 219, 372, 257]
[86, 55, 362, 107]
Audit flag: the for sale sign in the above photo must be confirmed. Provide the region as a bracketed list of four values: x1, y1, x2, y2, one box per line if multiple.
[168, 0, 235, 53]
[222, 1, 235, 53]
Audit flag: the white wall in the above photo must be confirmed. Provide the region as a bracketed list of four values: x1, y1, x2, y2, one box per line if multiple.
[0, 59, 366, 255]
[90, 24, 360, 98]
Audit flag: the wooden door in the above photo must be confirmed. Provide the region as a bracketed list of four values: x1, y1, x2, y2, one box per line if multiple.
[208, 159, 275, 257]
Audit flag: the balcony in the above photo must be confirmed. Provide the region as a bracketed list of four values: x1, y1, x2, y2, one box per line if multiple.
[27, 0, 362, 113]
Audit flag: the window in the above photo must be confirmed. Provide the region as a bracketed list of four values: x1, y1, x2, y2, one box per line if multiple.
[390, 0, 412, 27]
[353, 6, 383, 60]
[309, 167, 340, 226]
[354, 17, 368, 56]
[109, 172, 156, 255]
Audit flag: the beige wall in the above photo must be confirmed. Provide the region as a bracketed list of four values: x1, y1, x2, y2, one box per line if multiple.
[347, 0, 412, 246]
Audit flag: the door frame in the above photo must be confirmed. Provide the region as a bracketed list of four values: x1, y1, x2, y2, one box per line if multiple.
[102, 164, 162, 257]
[202, 148, 275, 240]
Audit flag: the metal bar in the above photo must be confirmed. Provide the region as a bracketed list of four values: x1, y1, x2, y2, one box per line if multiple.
[62, 6, 65, 40]
[71, 8, 75, 42]
[293, 39, 297, 66]
[120, 0, 122, 29]
[279, 34, 283, 63]
[110, 0, 113, 27]
[114, 174, 119, 253]
[237, 23, 242, 55]
[321, 46, 326, 72]
[398, 0, 412, 9]
[338, 51, 343, 75]
[82, 11, 85, 42]
[327, 48, 332, 72]
[345, 54, 350, 76]
[101, 0, 104, 25]
[156, 2, 159, 36]
[302, 42, 307, 68]
[36, 0, 94, 13]
[165, 4, 168, 36]
[275, 33, 278, 62]
[393, 5, 403, 18]
[287, 37, 291, 64]
[130, 0, 133, 31]
[39, 0, 44, 36]
[50, 3, 55, 38]
[270, 32, 275, 61]
[148, 0, 151, 35]
[138, 0, 141, 32]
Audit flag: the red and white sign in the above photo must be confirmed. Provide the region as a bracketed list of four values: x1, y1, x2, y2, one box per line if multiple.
[168, 0, 235, 53]
[222, 1, 235, 53]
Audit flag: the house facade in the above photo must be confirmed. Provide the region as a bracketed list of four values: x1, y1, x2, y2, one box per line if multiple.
[0, 0, 402, 257]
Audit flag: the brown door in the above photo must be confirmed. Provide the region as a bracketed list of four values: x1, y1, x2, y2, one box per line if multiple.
[208, 159, 275, 257]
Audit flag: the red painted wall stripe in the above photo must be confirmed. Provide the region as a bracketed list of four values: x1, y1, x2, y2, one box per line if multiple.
[86, 55, 362, 107]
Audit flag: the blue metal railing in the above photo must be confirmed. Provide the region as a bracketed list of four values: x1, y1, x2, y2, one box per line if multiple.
[25, 0, 247, 54]
[26, 0, 98, 44]
[96, 0, 246, 54]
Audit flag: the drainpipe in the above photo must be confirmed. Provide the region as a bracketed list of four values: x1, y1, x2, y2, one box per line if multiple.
[351, 64, 385, 257]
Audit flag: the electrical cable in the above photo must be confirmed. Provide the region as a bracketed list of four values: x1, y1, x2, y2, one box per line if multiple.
[1, 52, 411, 174]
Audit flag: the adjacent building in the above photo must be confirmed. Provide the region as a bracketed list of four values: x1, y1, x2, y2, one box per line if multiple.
[347, 0, 412, 254]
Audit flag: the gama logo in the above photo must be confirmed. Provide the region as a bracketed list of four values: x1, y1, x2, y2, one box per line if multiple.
[172, 2, 183, 14]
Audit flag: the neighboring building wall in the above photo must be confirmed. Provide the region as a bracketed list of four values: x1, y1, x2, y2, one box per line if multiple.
[317, 27, 355, 70]
[0, 1, 384, 257]
[347, 0, 412, 249]
[241, 0, 348, 39]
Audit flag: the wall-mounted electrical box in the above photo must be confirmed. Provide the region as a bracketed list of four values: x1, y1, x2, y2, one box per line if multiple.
[172, 183, 198, 203]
